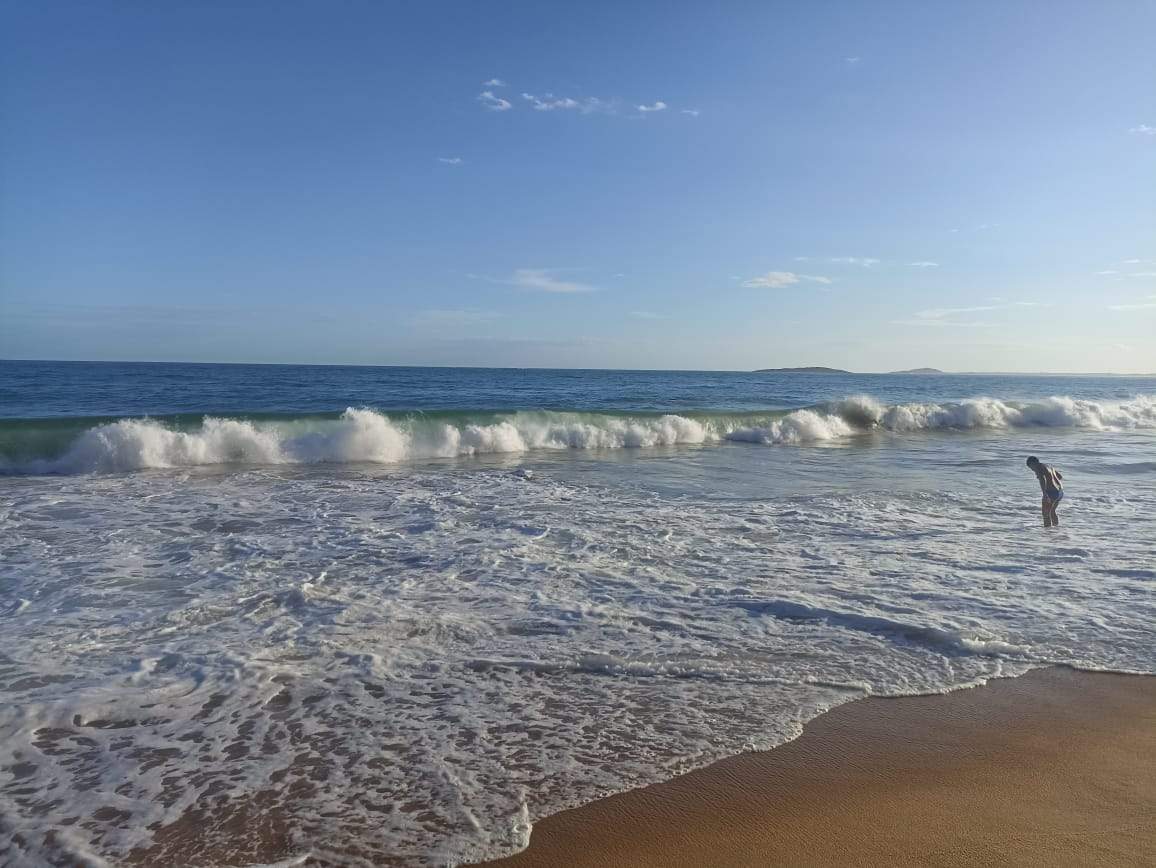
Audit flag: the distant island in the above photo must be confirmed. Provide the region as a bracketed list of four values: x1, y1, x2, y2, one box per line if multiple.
[754, 366, 852, 374]
[754, 366, 946, 375]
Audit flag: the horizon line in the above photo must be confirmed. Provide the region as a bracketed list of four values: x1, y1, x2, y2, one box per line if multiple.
[2, 358, 1154, 378]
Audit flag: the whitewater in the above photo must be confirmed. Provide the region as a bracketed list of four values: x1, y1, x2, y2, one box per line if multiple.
[1, 363, 1154, 866]
[4, 394, 1156, 475]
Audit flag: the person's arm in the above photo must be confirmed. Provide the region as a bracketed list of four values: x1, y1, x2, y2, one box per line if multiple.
[1056, 469, 1063, 480]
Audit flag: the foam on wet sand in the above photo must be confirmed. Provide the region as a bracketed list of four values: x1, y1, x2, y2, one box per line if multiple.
[484, 667, 1156, 867]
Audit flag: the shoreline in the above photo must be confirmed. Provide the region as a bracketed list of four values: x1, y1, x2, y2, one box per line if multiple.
[481, 667, 1156, 867]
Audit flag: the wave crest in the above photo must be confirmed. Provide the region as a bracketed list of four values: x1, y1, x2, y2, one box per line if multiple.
[3, 394, 1153, 474]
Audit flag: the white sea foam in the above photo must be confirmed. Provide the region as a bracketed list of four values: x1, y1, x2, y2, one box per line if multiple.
[6, 394, 1155, 475]
[2, 435, 1153, 864]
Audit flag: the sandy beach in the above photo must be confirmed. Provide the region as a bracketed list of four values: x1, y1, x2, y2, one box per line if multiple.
[484, 667, 1156, 867]
[6, 0, 1156, 862]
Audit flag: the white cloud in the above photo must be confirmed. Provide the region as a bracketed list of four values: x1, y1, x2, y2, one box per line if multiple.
[478, 90, 512, 111]
[523, 92, 580, 111]
[1130, 271, 1156, 278]
[510, 268, 598, 293]
[438, 157, 463, 165]
[485, 87, 687, 118]
[909, 261, 940, 268]
[742, 271, 832, 289]
[517, 93, 613, 114]
[828, 257, 879, 267]
[1096, 269, 1120, 275]
[844, 56, 861, 64]
[1129, 124, 1156, 136]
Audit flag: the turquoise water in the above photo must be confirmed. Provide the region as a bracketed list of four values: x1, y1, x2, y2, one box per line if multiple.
[1, 361, 1154, 865]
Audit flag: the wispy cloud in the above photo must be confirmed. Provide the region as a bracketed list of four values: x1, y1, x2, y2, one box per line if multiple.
[580, 97, 612, 114]
[1108, 295, 1156, 311]
[523, 92, 580, 111]
[437, 157, 463, 165]
[894, 301, 1043, 327]
[519, 92, 612, 114]
[1096, 259, 1155, 276]
[510, 268, 599, 293]
[630, 310, 665, 320]
[1129, 124, 1156, 136]
[891, 318, 995, 328]
[474, 82, 692, 119]
[797, 256, 879, 267]
[844, 56, 861, 64]
[909, 261, 940, 268]
[411, 309, 502, 328]
[742, 271, 832, 289]
[478, 90, 512, 111]
[828, 256, 879, 267]
[914, 302, 1043, 320]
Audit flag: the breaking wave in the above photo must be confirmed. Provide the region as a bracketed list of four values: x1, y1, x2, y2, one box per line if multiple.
[2, 394, 1154, 474]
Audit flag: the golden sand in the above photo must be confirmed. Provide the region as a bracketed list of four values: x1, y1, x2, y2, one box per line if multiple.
[484, 668, 1156, 867]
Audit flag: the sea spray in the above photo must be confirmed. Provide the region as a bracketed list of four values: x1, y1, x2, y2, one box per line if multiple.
[2, 394, 1155, 474]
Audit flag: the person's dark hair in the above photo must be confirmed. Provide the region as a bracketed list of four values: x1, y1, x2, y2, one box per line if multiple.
[1026, 456, 1039, 467]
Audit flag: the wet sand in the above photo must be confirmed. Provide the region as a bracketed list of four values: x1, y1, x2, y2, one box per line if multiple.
[483, 667, 1156, 867]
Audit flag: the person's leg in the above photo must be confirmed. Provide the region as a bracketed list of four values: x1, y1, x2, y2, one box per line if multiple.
[1042, 496, 1052, 527]
[1050, 498, 1060, 526]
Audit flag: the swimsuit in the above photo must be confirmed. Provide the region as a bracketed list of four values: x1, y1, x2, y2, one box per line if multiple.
[1038, 465, 1063, 503]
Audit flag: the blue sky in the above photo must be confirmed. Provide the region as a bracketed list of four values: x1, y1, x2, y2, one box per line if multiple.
[1, 1, 1154, 372]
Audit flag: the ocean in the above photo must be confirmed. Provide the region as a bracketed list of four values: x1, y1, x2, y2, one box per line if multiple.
[2, 360, 1154, 866]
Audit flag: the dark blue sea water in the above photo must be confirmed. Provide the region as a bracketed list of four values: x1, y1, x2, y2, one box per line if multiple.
[3, 359, 1154, 419]
[3, 359, 1154, 473]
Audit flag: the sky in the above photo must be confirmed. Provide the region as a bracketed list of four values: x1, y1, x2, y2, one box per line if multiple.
[1, 1, 1154, 373]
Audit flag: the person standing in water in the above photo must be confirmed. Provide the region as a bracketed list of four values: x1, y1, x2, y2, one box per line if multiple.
[1026, 456, 1063, 527]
